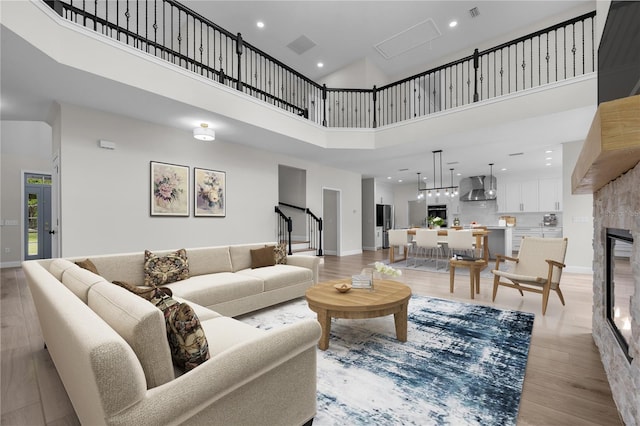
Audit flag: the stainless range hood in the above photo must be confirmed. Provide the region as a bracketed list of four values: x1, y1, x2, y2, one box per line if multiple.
[459, 176, 497, 201]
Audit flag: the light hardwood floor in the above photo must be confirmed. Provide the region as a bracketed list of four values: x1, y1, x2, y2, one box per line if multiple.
[0, 251, 623, 425]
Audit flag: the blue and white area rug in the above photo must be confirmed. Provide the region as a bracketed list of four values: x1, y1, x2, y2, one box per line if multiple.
[376, 258, 504, 278]
[241, 296, 534, 425]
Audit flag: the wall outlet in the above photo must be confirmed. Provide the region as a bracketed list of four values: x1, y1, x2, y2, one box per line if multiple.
[4, 248, 10, 253]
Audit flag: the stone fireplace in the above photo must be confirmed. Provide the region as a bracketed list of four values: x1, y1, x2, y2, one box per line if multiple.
[592, 164, 640, 424]
[572, 93, 640, 425]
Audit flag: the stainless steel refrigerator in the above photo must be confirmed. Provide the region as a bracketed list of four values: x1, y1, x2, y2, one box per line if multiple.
[376, 204, 393, 248]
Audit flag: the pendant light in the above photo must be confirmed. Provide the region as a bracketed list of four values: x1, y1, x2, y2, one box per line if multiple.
[416, 173, 425, 199]
[415, 150, 458, 198]
[485, 163, 496, 199]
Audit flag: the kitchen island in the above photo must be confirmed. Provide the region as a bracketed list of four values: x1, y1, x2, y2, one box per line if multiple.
[484, 225, 513, 259]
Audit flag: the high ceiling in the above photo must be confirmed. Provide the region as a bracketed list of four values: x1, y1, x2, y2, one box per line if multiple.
[1, 1, 597, 183]
[182, 1, 592, 82]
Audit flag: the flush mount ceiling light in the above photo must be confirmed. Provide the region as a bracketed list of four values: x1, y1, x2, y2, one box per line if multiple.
[449, 20, 458, 28]
[193, 123, 215, 141]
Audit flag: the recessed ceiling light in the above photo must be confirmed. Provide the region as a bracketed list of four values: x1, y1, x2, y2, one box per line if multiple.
[256, 21, 264, 28]
[501, 168, 507, 171]
[449, 20, 458, 28]
[545, 163, 552, 166]
[398, 179, 403, 183]
[456, 172, 462, 176]
[317, 62, 324, 68]
[545, 157, 553, 160]
[545, 150, 553, 153]
[387, 176, 392, 179]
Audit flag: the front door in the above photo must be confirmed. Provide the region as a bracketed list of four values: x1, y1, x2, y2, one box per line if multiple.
[24, 173, 52, 260]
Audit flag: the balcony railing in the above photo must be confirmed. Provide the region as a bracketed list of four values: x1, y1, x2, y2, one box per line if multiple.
[45, 1, 595, 129]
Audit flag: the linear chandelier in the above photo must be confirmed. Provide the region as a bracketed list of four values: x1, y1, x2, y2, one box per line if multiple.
[416, 150, 459, 199]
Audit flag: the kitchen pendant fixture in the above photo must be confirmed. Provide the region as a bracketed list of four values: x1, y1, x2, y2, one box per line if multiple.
[485, 163, 496, 199]
[416, 150, 458, 198]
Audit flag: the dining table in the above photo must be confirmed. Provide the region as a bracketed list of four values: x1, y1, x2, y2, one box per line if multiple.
[389, 228, 491, 263]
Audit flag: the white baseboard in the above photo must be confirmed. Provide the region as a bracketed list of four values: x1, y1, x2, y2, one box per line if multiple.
[564, 266, 593, 274]
[1, 261, 21, 269]
[340, 249, 363, 257]
[362, 246, 377, 251]
[324, 250, 337, 256]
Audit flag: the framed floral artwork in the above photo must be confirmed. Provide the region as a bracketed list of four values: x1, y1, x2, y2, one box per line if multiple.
[194, 168, 226, 217]
[150, 161, 189, 216]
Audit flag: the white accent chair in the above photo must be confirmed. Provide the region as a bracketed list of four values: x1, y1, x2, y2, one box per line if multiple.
[491, 237, 568, 315]
[413, 229, 443, 269]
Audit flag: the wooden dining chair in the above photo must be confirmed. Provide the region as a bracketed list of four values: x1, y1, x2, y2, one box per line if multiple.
[388, 229, 411, 264]
[413, 229, 443, 269]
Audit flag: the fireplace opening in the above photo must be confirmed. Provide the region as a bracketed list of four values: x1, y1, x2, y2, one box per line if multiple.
[605, 228, 634, 363]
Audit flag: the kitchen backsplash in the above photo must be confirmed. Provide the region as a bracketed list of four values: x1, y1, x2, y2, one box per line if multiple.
[453, 199, 563, 227]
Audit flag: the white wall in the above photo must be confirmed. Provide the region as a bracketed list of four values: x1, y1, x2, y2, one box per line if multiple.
[562, 140, 594, 272]
[319, 57, 391, 89]
[361, 178, 375, 250]
[54, 104, 362, 257]
[0, 121, 52, 267]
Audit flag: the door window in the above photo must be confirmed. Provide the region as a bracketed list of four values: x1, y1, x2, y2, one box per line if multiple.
[24, 174, 52, 260]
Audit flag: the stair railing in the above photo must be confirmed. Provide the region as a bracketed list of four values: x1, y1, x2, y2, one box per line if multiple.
[44, 1, 595, 130]
[274, 206, 292, 255]
[278, 202, 323, 256]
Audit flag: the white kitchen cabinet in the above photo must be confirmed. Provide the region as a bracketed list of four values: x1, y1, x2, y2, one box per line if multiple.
[538, 178, 562, 212]
[542, 227, 563, 238]
[512, 227, 563, 251]
[449, 196, 460, 215]
[500, 180, 539, 212]
[375, 226, 383, 249]
[497, 182, 507, 212]
[512, 227, 542, 251]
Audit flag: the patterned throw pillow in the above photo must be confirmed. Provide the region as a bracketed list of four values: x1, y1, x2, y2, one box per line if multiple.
[112, 280, 172, 301]
[144, 249, 189, 286]
[150, 291, 210, 371]
[75, 258, 99, 274]
[273, 243, 287, 265]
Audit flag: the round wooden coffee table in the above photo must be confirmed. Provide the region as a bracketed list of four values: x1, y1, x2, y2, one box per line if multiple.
[305, 278, 412, 350]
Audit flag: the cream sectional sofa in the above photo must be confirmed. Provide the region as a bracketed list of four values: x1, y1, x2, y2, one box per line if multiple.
[22, 243, 322, 425]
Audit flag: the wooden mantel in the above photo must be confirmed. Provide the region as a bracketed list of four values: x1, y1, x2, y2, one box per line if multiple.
[572, 94, 640, 194]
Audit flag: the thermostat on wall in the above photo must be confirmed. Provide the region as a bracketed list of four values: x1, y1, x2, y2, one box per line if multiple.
[98, 139, 116, 150]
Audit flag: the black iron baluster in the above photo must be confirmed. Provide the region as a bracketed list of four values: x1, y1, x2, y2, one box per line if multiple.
[572, 23, 576, 77]
[522, 40, 526, 90]
[322, 84, 327, 127]
[581, 19, 585, 75]
[563, 26, 567, 80]
[555, 28, 558, 82]
[546, 32, 550, 84]
[135, 0, 138, 48]
[591, 16, 595, 73]
[473, 48, 479, 102]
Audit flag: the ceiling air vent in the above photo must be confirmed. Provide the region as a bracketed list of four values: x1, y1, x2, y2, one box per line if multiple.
[287, 35, 317, 55]
[469, 7, 480, 18]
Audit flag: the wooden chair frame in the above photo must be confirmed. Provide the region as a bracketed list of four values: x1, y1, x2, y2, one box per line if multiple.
[492, 238, 567, 315]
